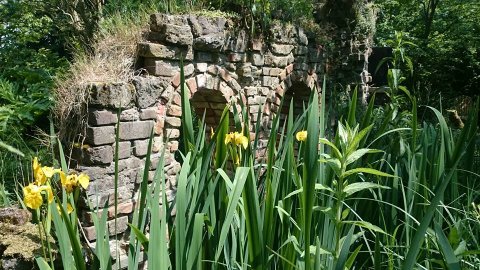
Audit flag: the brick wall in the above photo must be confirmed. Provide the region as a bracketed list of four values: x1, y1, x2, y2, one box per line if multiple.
[69, 13, 366, 267]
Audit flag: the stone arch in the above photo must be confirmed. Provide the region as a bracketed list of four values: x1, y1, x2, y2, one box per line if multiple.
[183, 66, 244, 130]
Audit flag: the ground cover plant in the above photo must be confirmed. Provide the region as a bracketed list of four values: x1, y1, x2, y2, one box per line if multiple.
[23, 60, 480, 269]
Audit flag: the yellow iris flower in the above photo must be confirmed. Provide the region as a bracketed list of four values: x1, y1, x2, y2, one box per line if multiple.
[23, 183, 53, 210]
[33, 157, 61, 185]
[60, 171, 90, 193]
[57, 203, 74, 215]
[225, 132, 249, 149]
[296, 130, 308, 142]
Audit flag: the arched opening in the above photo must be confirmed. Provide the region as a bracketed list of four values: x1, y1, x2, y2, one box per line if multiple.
[190, 89, 234, 135]
[280, 81, 312, 127]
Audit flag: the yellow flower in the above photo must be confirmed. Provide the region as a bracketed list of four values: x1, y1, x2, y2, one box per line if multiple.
[23, 184, 43, 210]
[225, 132, 249, 149]
[225, 133, 233, 145]
[210, 127, 215, 139]
[23, 183, 53, 210]
[42, 167, 59, 178]
[77, 173, 90, 189]
[233, 133, 249, 149]
[296, 130, 308, 142]
[57, 203, 74, 215]
[32, 157, 60, 185]
[60, 172, 90, 193]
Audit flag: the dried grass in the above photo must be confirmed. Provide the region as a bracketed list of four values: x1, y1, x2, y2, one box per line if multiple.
[54, 12, 151, 141]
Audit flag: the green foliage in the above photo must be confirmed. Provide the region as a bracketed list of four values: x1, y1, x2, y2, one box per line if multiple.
[375, 0, 480, 104]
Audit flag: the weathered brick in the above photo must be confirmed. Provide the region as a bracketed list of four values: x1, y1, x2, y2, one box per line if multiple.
[117, 141, 132, 160]
[148, 24, 193, 46]
[251, 53, 264, 66]
[108, 215, 129, 236]
[165, 117, 181, 127]
[167, 141, 179, 152]
[120, 108, 139, 121]
[264, 54, 288, 67]
[262, 76, 280, 87]
[139, 107, 158, 120]
[88, 110, 117, 126]
[84, 145, 114, 165]
[195, 63, 208, 72]
[165, 129, 180, 139]
[119, 121, 154, 140]
[86, 126, 115, 146]
[89, 83, 134, 109]
[167, 105, 182, 117]
[83, 226, 97, 241]
[228, 53, 246, 62]
[271, 44, 294, 55]
[133, 139, 151, 157]
[137, 42, 192, 60]
[186, 78, 197, 94]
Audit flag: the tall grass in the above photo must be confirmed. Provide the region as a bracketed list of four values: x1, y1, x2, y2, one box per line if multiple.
[32, 62, 480, 269]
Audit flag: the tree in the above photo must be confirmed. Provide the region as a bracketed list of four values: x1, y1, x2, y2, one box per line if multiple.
[375, 0, 480, 105]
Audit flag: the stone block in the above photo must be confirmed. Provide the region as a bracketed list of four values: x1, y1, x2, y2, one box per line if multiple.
[195, 63, 208, 72]
[78, 166, 108, 181]
[144, 60, 179, 77]
[132, 76, 170, 109]
[225, 30, 247, 52]
[106, 156, 143, 174]
[133, 139, 150, 157]
[245, 87, 258, 96]
[250, 53, 264, 66]
[88, 110, 117, 126]
[139, 107, 158, 120]
[119, 121, 154, 140]
[193, 33, 225, 52]
[269, 68, 283, 76]
[186, 78, 197, 94]
[165, 116, 181, 127]
[148, 24, 193, 46]
[262, 76, 280, 88]
[108, 215, 129, 236]
[188, 15, 226, 37]
[137, 42, 193, 60]
[86, 126, 115, 146]
[228, 53, 246, 63]
[264, 54, 288, 67]
[271, 44, 294, 55]
[120, 108, 139, 121]
[117, 141, 132, 160]
[205, 74, 220, 89]
[84, 145, 114, 165]
[196, 74, 207, 89]
[150, 14, 188, 31]
[165, 129, 180, 139]
[89, 83, 134, 109]
[167, 105, 182, 117]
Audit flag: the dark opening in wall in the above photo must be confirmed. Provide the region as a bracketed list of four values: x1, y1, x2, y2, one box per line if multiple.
[280, 81, 312, 127]
[190, 89, 234, 132]
[368, 47, 392, 87]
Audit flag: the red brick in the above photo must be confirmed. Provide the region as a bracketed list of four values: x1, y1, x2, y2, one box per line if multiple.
[186, 78, 197, 95]
[167, 105, 182, 117]
[286, 64, 294, 74]
[171, 72, 181, 88]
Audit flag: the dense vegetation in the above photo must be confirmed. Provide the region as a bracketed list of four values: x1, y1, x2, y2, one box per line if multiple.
[0, 0, 479, 269]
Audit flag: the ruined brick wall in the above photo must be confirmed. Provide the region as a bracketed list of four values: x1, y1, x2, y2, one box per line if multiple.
[71, 13, 364, 266]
